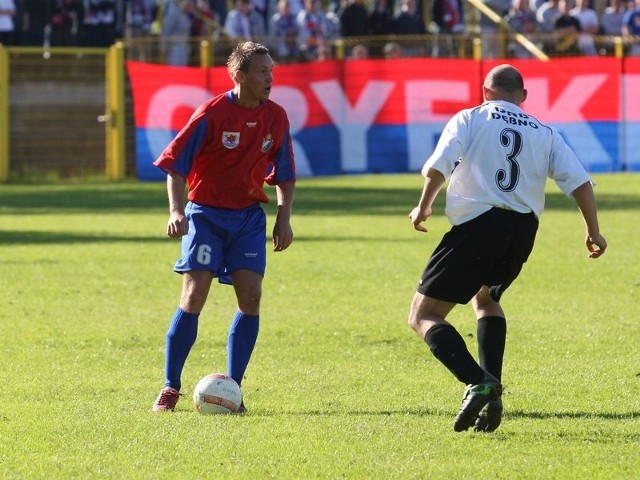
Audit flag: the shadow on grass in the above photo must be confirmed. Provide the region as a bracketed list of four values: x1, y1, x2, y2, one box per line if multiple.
[0, 184, 168, 214]
[252, 408, 640, 423]
[1, 184, 638, 217]
[269, 188, 640, 216]
[0, 230, 168, 245]
[0, 231, 418, 246]
[506, 410, 640, 420]
[251, 407, 450, 418]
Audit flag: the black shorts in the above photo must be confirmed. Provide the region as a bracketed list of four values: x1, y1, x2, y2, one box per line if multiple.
[417, 208, 539, 304]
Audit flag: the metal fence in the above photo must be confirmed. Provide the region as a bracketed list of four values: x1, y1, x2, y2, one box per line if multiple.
[0, 45, 128, 182]
[122, 32, 636, 66]
[5, 47, 109, 180]
[1, 31, 639, 181]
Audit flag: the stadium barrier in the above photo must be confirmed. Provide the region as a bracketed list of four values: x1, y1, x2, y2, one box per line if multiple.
[129, 55, 640, 178]
[0, 44, 131, 182]
[1, 34, 640, 182]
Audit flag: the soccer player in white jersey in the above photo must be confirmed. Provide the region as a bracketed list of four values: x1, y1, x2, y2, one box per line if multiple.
[407, 64, 607, 433]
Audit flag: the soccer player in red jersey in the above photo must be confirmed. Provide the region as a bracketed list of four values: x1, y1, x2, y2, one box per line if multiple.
[152, 41, 296, 413]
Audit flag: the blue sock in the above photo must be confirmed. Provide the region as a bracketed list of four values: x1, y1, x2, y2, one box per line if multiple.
[164, 308, 199, 391]
[227, 311, 259, 386]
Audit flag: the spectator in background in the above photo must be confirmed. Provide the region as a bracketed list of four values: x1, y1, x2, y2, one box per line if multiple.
[22, 0, 53, 46]
[162, 0, 194, 65]
[325, 2, 342, 41]
[286, 0, 305, 17]
[368, 0, 395, 35]
[505, 0, 539, 58]
[432, 0, 463, 34]
[339, 0, 368, 37]
[569, 0, 598, 55]
[125, 0, 158, 38]
[383, 40, 403, 58]
[269, 0, 299, 61]
[316, 40, 332, 59]
[479, 0, 510, 58]
[432, 0, 464, 57]
[209, 0, 228, 25]
[250, 0, 269, 27]
[349, 42, 368, 58]
[125, 0, 158, 61]
[367, 0, 394, 56]
[191, 0, 215, 36]
[554, 0, 582, 55]
[0, 0, 16, 45]
[80, 0, 118, 47]
[600, 0, 627, 54]
[536, 0, 561, 33]
[601, 0, 628, 36]
[622, 0, 640, 55]
[225, 0, 266, 41]
[394, 0, 426, 56]
[49, 0, 83, 46]
[297, 0, 330, 60]
[395, 0, 426, 34]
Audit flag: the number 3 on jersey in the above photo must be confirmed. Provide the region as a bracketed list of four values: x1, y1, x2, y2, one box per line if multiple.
[496, 128, 522, 192]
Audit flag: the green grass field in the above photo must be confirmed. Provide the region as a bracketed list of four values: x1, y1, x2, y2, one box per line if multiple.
[1, 174, 638, 479]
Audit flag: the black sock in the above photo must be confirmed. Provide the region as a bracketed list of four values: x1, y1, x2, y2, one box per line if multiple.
[477, 316, 507, 382]
[424, 323, 486, 385]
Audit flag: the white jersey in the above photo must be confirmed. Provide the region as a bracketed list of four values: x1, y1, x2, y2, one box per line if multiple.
[423, 100, 592, 225]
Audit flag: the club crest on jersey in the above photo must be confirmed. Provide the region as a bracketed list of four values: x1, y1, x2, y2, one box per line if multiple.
[222, 131, 240, 149]
[261, 134, 273, 152]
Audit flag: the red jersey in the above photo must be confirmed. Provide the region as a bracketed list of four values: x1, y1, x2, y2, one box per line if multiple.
[154, 91, 296, 209]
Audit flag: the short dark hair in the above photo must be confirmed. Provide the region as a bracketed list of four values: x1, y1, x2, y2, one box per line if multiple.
[484, 64, 524, 94]
[227, 41, 270, 79]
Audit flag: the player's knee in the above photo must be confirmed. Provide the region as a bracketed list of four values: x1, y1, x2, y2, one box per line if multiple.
[472, 287, 503, 317]
[238, 284, 262, 313]
[249, 285, 262, 306]
[407, 306, 423, 333]
[180, 287, 208, 312]
[180, 295, 206, 313]
[408, 293, 426, 332]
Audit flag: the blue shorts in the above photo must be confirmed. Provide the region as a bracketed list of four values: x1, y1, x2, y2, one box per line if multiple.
[174, 202, 267, 285]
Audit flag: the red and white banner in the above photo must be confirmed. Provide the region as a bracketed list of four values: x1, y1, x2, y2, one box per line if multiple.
[128, 57, 640, 180]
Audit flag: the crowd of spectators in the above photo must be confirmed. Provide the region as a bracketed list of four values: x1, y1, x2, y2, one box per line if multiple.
[5, 0, 153, 47]
[1, 0, 640, 62]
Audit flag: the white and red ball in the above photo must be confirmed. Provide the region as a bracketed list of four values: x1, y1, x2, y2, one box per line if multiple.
[193, 373, 242, 414]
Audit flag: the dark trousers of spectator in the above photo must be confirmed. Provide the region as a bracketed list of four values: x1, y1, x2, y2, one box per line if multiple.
[0, 31, 15, 46]
[24, 28, 46, 46]
[50, 28, 77, 46]
[80, 24, 116, 47]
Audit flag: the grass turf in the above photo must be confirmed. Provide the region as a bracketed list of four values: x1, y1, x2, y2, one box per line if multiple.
[0, 173, 638, 479]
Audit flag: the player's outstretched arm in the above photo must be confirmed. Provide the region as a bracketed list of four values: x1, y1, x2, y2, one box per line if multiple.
[572, 181, 607, 258]
[409, 168, 446, 233]
[273, 181, 295, 252]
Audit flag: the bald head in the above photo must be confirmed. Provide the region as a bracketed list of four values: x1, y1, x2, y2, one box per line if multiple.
[483, 64, 527, 105]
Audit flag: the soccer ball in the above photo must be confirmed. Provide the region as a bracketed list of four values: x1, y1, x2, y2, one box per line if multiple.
[193, 373, 242, 414]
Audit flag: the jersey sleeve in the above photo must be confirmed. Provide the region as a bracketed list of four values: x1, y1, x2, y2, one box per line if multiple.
[265, 110, 296, 186]
[548, 130, 592, 196]
[422, 111, 466, 180]
[153, 109, 209, 178]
